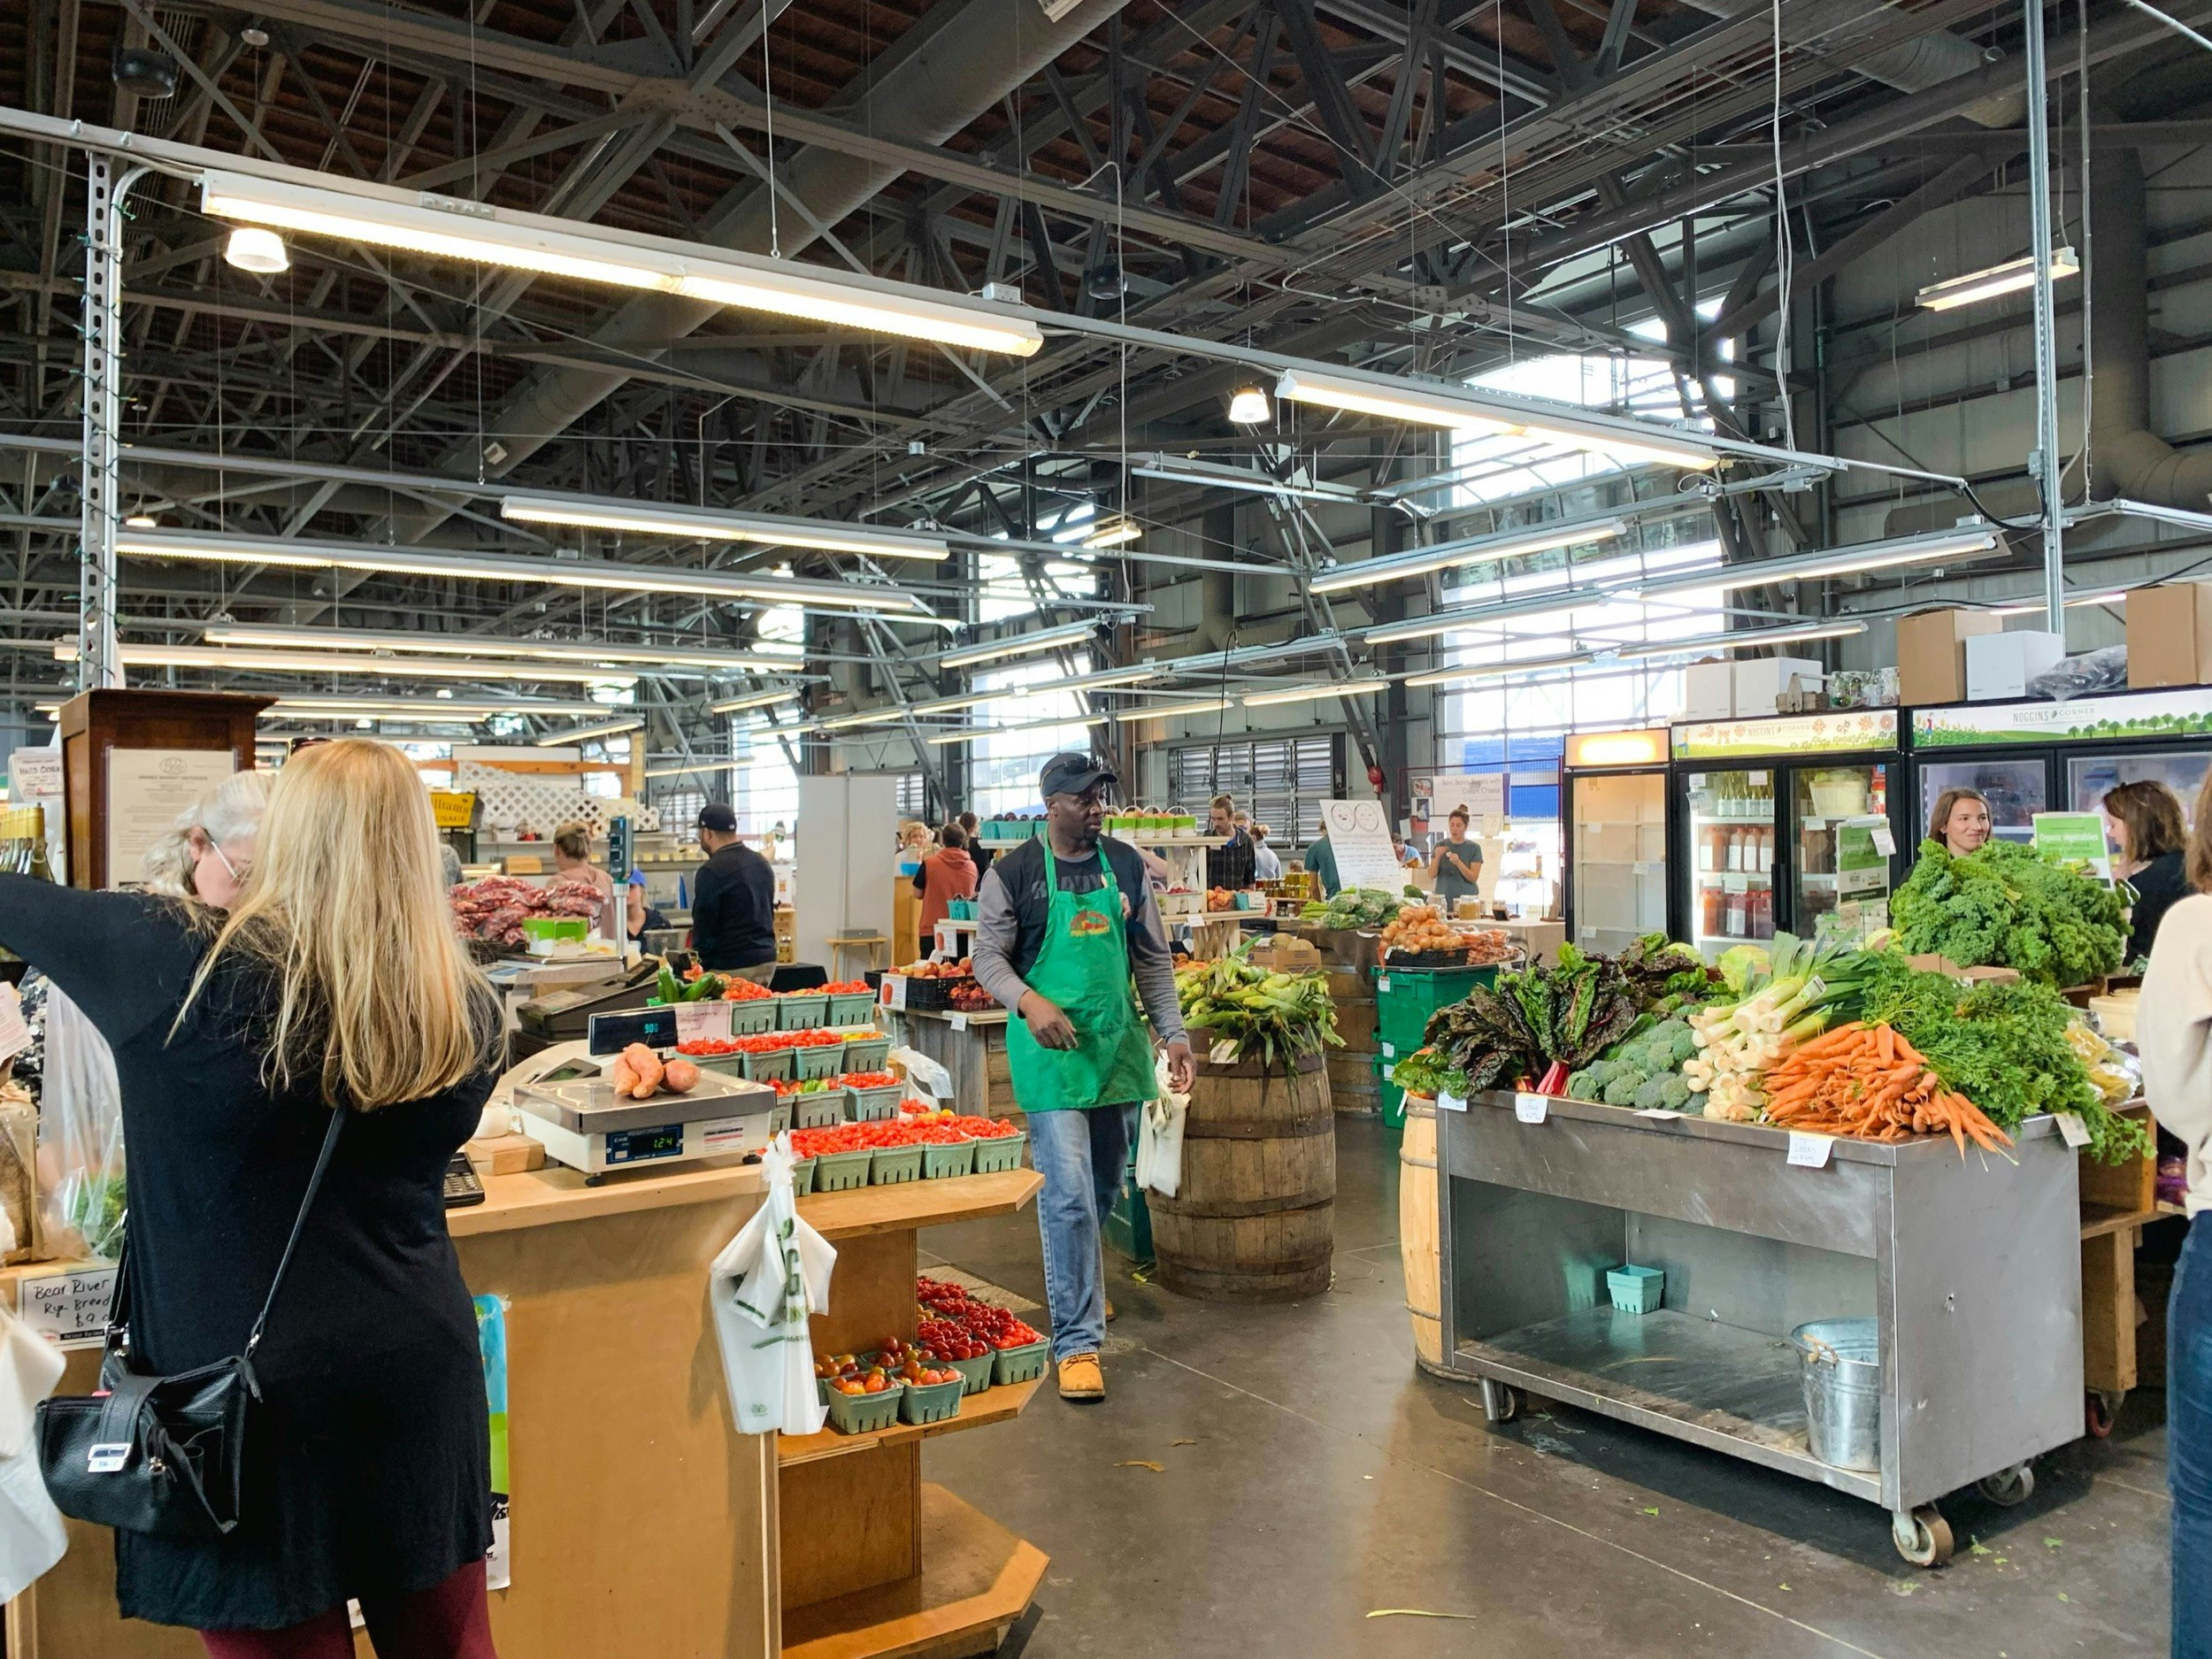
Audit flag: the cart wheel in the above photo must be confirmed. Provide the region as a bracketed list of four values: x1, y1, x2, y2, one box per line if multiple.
[1975, 1463, 2035, 1508]
[1480, 1379, 1522, 1424]
[1892, 1506, 1954, 1569]
[2085, 1389, 2123, 1439]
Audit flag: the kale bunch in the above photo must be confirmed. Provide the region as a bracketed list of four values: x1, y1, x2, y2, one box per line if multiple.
[1891, 838, 2127, 987]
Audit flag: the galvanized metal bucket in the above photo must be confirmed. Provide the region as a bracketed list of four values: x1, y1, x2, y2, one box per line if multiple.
[1792, 1317, 1883, 1472]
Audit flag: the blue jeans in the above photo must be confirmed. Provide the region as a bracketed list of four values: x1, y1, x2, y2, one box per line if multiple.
[1029, 1103, 1136, 1363]
[2177, 1213, 2212, 1655]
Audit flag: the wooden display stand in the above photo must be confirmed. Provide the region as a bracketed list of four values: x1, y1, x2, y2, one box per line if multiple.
[888, 1007, 1014, 1122]
[2080, 1102, 2162, 1428]
[56, 689, 271, 888]
[5, 1163, 1047, 1659]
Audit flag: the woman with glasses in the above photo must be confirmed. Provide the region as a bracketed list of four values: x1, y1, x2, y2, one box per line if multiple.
[141, 771, 273, 905]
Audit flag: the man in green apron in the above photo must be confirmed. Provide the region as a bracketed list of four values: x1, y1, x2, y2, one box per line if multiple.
[972, 753, 1194, 1401]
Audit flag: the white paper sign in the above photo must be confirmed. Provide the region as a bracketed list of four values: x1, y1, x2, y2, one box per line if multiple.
[7, 749, 65, 882]
[0, 984, 27, 1066]
[1317, 799, 1403, 893]
[1437, 1092, 1468, 1113]
[2055, 1111, 2093, 1149]
[1786, 1132, 1835, 1169]
[674, 1002, 732, 1046]
[1514, 1092, 1549, 1124]
[1633, 1108, 1681, 1120]
[880, 974, 910, 1010]
[18, 1265, 118, 1348]
[1380, 1041, 1395, 1059]
[1209, 1039, 1240, 1065]
[105, 748, 239, 887]
[1375, 975, 1391, 993]
[1870, 824, 1897, 858]
[949, 1012, 969, 1032]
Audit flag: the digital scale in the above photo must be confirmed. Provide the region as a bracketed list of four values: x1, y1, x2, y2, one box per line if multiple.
[514, 1068, 780, 1181]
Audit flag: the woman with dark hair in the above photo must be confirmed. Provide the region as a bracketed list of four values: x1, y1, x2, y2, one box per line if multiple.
[1429, 807, 1484, 911]
[2105, 779, 2191, 963]
[1927, 787, 1992, 856]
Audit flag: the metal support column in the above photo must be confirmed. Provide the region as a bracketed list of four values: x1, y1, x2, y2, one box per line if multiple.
[2024, 0, 2066, 626]
[78, 156, 142, 692]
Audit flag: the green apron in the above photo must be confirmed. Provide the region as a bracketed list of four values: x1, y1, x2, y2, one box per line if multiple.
[1005, 844, 1159, 1113]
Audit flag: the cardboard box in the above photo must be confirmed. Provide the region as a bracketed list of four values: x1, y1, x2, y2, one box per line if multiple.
[1965, 629, 2064, 701]
[2127, 580, 2212, 688]
[1732, 657, 1823, 717]
[1897, 609, 2002, 705]
[1683, 660, 1734, 721]
[1247, 933, 1321, 972]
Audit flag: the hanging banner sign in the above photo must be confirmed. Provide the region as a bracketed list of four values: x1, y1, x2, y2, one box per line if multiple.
[1912, 687, 2212, 749]
[1671, 710, 1898, 761]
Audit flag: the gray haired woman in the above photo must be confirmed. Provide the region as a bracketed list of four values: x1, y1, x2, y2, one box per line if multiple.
[140, 769, 273, 905]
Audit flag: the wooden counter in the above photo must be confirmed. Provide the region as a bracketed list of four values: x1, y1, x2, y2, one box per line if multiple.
[887, 1008, 1016, 1124]
[8, 1161, 1046, 1659]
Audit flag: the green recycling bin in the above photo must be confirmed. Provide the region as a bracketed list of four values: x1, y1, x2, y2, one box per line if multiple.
[1375, 963, 1502, 1128]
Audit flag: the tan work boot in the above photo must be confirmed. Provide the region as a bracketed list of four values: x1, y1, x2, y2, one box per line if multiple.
[1057, 1354, 1106, 1401]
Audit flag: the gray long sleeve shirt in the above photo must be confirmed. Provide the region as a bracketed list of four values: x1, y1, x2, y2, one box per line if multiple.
[969, 834, 1187, 1048]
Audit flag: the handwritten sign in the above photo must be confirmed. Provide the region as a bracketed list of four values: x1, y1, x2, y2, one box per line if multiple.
[1514, 1092, 1549, 1124]
[19, 1265, 118, 1348]
[673, 1002, 731, 1046]
[1786, 1133, 1835, 1169]
[1317, 799, 1402, 893]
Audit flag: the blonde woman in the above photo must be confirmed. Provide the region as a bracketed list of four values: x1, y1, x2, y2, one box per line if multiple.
[0, 740, 502, 1657]
[141, 770, 273, 905]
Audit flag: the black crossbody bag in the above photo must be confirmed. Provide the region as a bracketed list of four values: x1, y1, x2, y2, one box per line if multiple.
[34, 1108, 345, 1539]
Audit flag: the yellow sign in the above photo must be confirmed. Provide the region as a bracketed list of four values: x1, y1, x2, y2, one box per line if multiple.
[431, 790, 478, 830]
[1564, 728, 1667, 769]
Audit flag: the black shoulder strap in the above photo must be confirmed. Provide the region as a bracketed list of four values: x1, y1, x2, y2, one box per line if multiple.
[242, 1108, 346, 1362]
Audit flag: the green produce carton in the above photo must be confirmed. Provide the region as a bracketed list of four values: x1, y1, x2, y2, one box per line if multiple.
[777, 992, 830, 1031]
[795, 1043, 844, 1080]
[739, 1048, 795, 1083]
[897, 1375, 964, 1425]
[824, 1382, 903, 1434]
[811, 1148, 872, 1193]
[921, 1141, 977, 1179]
[871, 1145, 925, 1186]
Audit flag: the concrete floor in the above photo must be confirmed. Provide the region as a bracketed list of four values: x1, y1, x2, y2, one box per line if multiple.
[918, 1115, 2173, 1658]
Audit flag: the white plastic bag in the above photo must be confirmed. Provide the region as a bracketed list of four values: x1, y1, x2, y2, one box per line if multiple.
[1136, 1050, 1188, 1199]
[710, 1135, 835, 1437]
[37, 989, 123, 1261]
[0, 1305, 65, 1600]
[887, 1046, 953, 1106]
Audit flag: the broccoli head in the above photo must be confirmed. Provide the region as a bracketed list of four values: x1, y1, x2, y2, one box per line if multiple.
[1656, 1074, 1693, 1111]
[1583, 1060, 1616, 1090]
[1602, 1073, 1642, 1106]
[1565, 1069, 1600, 1101]
[1632, 1074, 1671, 1110]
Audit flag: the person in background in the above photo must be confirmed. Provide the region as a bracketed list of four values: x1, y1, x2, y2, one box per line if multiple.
[972, 754, 1194, 1403]
[959, 810, 995, 880]
[1205, 794, 1256, 890]
[141, 771, 274, 906]
[437, 843, 464, 892]
[1304, 827, 1340, 898]
[692, 803, 778, 981]
[1928, 787, 1993, 857]
[625, 870, 669, 946]
[1250, 825, 1282, 881]
[550, 821, 617, 942]
[1392, 832, 1421, 870]
[2130, 766, 2212, 1655]
[2106, 779, 2192, 964]
[914, 822, 979, 946]
[895, 820, 932, 877]
[0, 738, 503, 1658]
[1430, 807, 1485, 913]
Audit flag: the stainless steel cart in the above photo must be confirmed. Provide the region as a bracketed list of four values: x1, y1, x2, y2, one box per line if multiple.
[1435, 1092, 2083, 1565]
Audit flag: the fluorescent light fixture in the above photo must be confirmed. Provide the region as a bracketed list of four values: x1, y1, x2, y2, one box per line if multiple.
[1611, 621, 1869, 661]
[532, 718, 643, 747]
[940, 620, 1096, 670]
[266, 695, 609, 718]
[1114, 696, 1235, 723]
[91, 643, 640, 685]
[201, 171, 1044, 357]
[199, 622, 795, 673]
[1987, 590, 2128, 618]
[1310, 517, 1628, 595]
[497, 496, 949, 561]
[1696, 529, 2001, 592]
[1227, 386, 1271, 426]
[1408, 650, 1594, 688]
[708, 687, 804, 714]
[1131, 454, 1367, 506]
[924, 713, 1111, 745]
[115, 528, 926, 612]
[644, 757, 753, 778]
[224, 226, 289, 273]
[1080, 518, 1142, 549]
[1365, 591, 1593, 646]
[1917, 248, 2079, 311]
[1275, 369, 1719, 472]
[1240, 678, 1393, 707]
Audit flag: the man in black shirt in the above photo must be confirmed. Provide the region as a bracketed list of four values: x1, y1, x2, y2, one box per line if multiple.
[1205, 793, 1257, 891]
[690, 803, 777, 979]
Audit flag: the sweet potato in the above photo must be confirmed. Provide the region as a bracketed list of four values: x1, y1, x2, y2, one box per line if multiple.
[662, 1059, 700, 1094]
[610, 1056, 638, 1096]
[622, 1043, 665, 1098]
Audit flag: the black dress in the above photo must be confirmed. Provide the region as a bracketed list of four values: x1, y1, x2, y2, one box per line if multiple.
[2128, 849, 2192, 964]
[0, 877, 495, 1631]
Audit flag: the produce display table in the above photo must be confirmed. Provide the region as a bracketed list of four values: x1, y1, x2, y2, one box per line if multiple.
[885, 1004, 1015, 1123]
[6, 1162, 1047, 1659]
[1436, 1090, 2083, 1565]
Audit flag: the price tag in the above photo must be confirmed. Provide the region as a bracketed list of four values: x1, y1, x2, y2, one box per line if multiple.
[1380, 1041, 1396, 1059]
[881, 975, 910, 1011]
[1786, 1132, 1835, 1169]
[1209, 1039, 1240, 1065]
[1375, 975, 1392, 994]
[673, 1001, 731, 1046]
[1438, 1092, 1468, 1113]
[1514, 1092, 1549, 1124]
[1723, 873, 1749, 894]
[1802, 817, 1826, 833]
[2055, 1111, 2093, 1149]
[1633, 1108, 1681, 1121]
[1870, 825, 1897, 858]
[1748, 771, 1770, 786]
[18, 1266, 118, 1348]
[949, 1012, 968, 1032]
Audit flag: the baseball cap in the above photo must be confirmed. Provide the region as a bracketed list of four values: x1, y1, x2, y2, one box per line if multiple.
[627, 868, 648, 887]
[1039, 752, 1118, 800]
[697, 803, 738, 833]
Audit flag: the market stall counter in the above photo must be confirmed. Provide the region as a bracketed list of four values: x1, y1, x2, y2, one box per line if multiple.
[1436, 1089, 2083, 1566]
[6, 1157, 1046, 1659]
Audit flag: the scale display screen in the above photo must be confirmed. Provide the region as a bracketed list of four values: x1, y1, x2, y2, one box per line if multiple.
[603, 1124, 685, 1164]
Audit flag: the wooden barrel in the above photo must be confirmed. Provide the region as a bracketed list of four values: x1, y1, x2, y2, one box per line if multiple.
[1398, 1094, 1453, 1378]
[1151, 1052, 1336, 1302]
[1326, 966, 1380, 1116]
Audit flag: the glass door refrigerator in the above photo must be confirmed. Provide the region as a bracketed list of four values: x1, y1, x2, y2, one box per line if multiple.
[1910, 687, 2212, 855]
[1561, 728, 1673, 954]
[1671, 710, 1908, 963]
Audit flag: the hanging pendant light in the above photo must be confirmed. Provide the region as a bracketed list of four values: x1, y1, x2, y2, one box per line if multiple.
[1226, 385, 1271, 425]
[223, 227, 290, 274]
